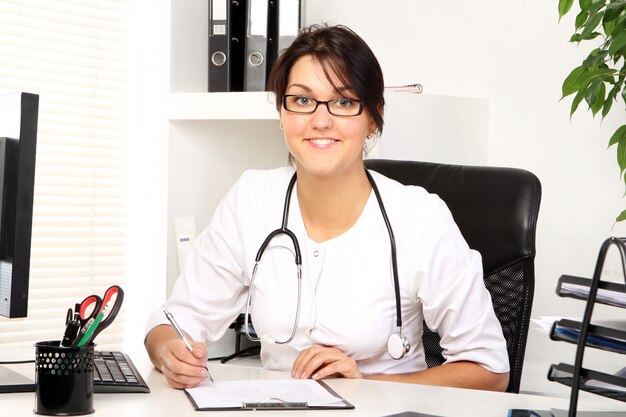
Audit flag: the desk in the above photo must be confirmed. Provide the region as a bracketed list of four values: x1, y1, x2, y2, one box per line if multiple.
[2, 352, 626, 417]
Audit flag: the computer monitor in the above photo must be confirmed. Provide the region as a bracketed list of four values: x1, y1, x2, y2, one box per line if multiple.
[0, 92, 38, 319]
[0, 92, 39, 393]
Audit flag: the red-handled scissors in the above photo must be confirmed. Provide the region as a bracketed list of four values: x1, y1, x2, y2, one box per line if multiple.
[77, 294, 103, 329]
[73, 285, 124, 347]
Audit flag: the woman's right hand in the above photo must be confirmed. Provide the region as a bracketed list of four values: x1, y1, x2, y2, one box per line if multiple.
[145, 325, 209, 389]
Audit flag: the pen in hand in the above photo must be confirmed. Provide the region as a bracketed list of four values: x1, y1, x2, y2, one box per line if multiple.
[163, 308, 214, 382]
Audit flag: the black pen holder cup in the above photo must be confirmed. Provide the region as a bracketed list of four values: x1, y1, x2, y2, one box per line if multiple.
[34, 340, 95, 416]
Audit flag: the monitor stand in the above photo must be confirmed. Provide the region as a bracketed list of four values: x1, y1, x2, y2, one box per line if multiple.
[0, 366, 36, 393]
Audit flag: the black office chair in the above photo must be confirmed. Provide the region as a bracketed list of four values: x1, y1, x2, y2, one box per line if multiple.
[365, 158, 541, 393]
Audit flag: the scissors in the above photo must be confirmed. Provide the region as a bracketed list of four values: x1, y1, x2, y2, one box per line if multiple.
[76, 294, 103, 329]
[72, 285, 124, 347]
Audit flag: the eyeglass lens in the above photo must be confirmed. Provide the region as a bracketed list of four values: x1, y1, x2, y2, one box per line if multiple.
[283, 95, 363, 116]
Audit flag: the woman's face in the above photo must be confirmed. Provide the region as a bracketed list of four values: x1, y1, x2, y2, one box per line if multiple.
[280, 55, 376, 179]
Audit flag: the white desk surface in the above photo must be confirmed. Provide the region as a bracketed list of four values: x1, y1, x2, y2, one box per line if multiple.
[2, 350, 626, 417]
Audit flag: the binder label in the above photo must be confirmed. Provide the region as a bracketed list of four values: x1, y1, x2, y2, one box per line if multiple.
[212, 0, 227, 20]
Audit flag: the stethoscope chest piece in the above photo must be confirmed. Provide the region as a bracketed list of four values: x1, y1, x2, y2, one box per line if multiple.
[387, 331, 410, 360]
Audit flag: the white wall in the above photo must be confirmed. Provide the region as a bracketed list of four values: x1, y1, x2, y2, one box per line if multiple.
[167, 120, 287, 294]
[124, 1, 171, 353]
[304, 0, 626, 336]
[378, 94, 489, 165]
[167, 0, 626, 366]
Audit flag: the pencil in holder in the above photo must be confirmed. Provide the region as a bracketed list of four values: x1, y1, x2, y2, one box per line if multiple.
[34, 340, 95, 416]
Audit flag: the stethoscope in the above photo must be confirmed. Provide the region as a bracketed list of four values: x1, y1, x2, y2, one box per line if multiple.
[244, 169, 410, 360]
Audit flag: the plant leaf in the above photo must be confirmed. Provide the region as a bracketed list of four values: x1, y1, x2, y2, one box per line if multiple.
[616, 208, 626, 223]
[583, 48, 609, 66]
[609, 31, 626, 55]
[585, 79, 598, 107]
[576, 10, 589, 30]
[616, 134, 626, 175]
[562, 66, 588, 98]
[570, 33, 583, 42]
[581, 12, 604, 39]
[603, 2, 623, 26]
[606, 0, 626, 12]
[583, 68, 617, 88]
[562, 66, 586, 97]
[591, 82, 606, 115]
[604, 19, 616, 37]
[588, 0, 607, 12]
[583, 31, 603, 40]
[559, 0, 575, 19]
[609, 125, 626, 148]
[586, 67, 617, 81]
[585, 79, 602, 110]
[601, 83, 619, 119]
[602, 96, 614, 118]
[571, 88, 586, 116]
[611, 11, 626, 40]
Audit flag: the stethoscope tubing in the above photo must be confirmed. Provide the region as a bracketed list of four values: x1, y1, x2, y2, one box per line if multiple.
[245, 173, 302, 344]
[365, 169, 402, 329]
[244, 169, 405, 351]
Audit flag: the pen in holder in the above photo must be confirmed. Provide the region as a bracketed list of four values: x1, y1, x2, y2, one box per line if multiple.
[34, 340, 95, 416]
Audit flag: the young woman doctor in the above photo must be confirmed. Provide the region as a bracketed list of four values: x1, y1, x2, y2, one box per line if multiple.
[144, 24, 510, 392]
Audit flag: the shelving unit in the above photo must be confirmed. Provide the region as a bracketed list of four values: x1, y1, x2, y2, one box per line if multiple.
[548, 237, 626, 416]
[168, 92, 278, 120]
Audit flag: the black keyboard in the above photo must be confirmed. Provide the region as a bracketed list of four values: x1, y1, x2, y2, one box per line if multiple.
[94, 351, 150, 393]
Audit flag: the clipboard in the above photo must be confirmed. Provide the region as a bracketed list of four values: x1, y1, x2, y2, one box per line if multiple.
[184, 379, 354, 411]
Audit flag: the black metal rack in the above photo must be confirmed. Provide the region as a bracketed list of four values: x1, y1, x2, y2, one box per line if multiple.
[548, 237, 626, 416]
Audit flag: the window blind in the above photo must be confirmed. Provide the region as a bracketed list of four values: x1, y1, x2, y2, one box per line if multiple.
[0, 0, 131, 348]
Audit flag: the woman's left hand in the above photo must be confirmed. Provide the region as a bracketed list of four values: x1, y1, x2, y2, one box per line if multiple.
[291, 345, 362, 380]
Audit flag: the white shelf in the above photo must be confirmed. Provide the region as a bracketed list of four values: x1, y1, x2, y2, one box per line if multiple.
[169, 92, 279, 120]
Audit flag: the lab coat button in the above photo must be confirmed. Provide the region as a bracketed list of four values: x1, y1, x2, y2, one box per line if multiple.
[313, 250, 319, 257]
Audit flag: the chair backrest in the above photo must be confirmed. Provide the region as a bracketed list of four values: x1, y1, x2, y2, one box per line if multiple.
[365, 158, 541, 393]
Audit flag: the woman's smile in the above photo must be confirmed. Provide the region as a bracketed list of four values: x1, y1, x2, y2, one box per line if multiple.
[307, 137, 339, 148]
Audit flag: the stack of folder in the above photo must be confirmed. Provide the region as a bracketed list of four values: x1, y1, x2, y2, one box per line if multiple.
[208, 0, 304, 92]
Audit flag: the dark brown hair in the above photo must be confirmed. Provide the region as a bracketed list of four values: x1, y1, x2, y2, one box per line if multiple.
[267, 24, 385, 136]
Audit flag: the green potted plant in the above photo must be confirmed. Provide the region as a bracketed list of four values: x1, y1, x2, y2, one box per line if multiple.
[558, 0, 626, 220]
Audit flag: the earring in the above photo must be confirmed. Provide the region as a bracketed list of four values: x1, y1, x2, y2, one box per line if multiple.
[279, 121, 284, 129]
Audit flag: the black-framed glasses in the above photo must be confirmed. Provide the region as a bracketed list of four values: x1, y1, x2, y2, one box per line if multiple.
[283, 95, 364, 117]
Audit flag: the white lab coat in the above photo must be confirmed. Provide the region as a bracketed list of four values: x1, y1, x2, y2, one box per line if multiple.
[146, 167, 509, 375]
